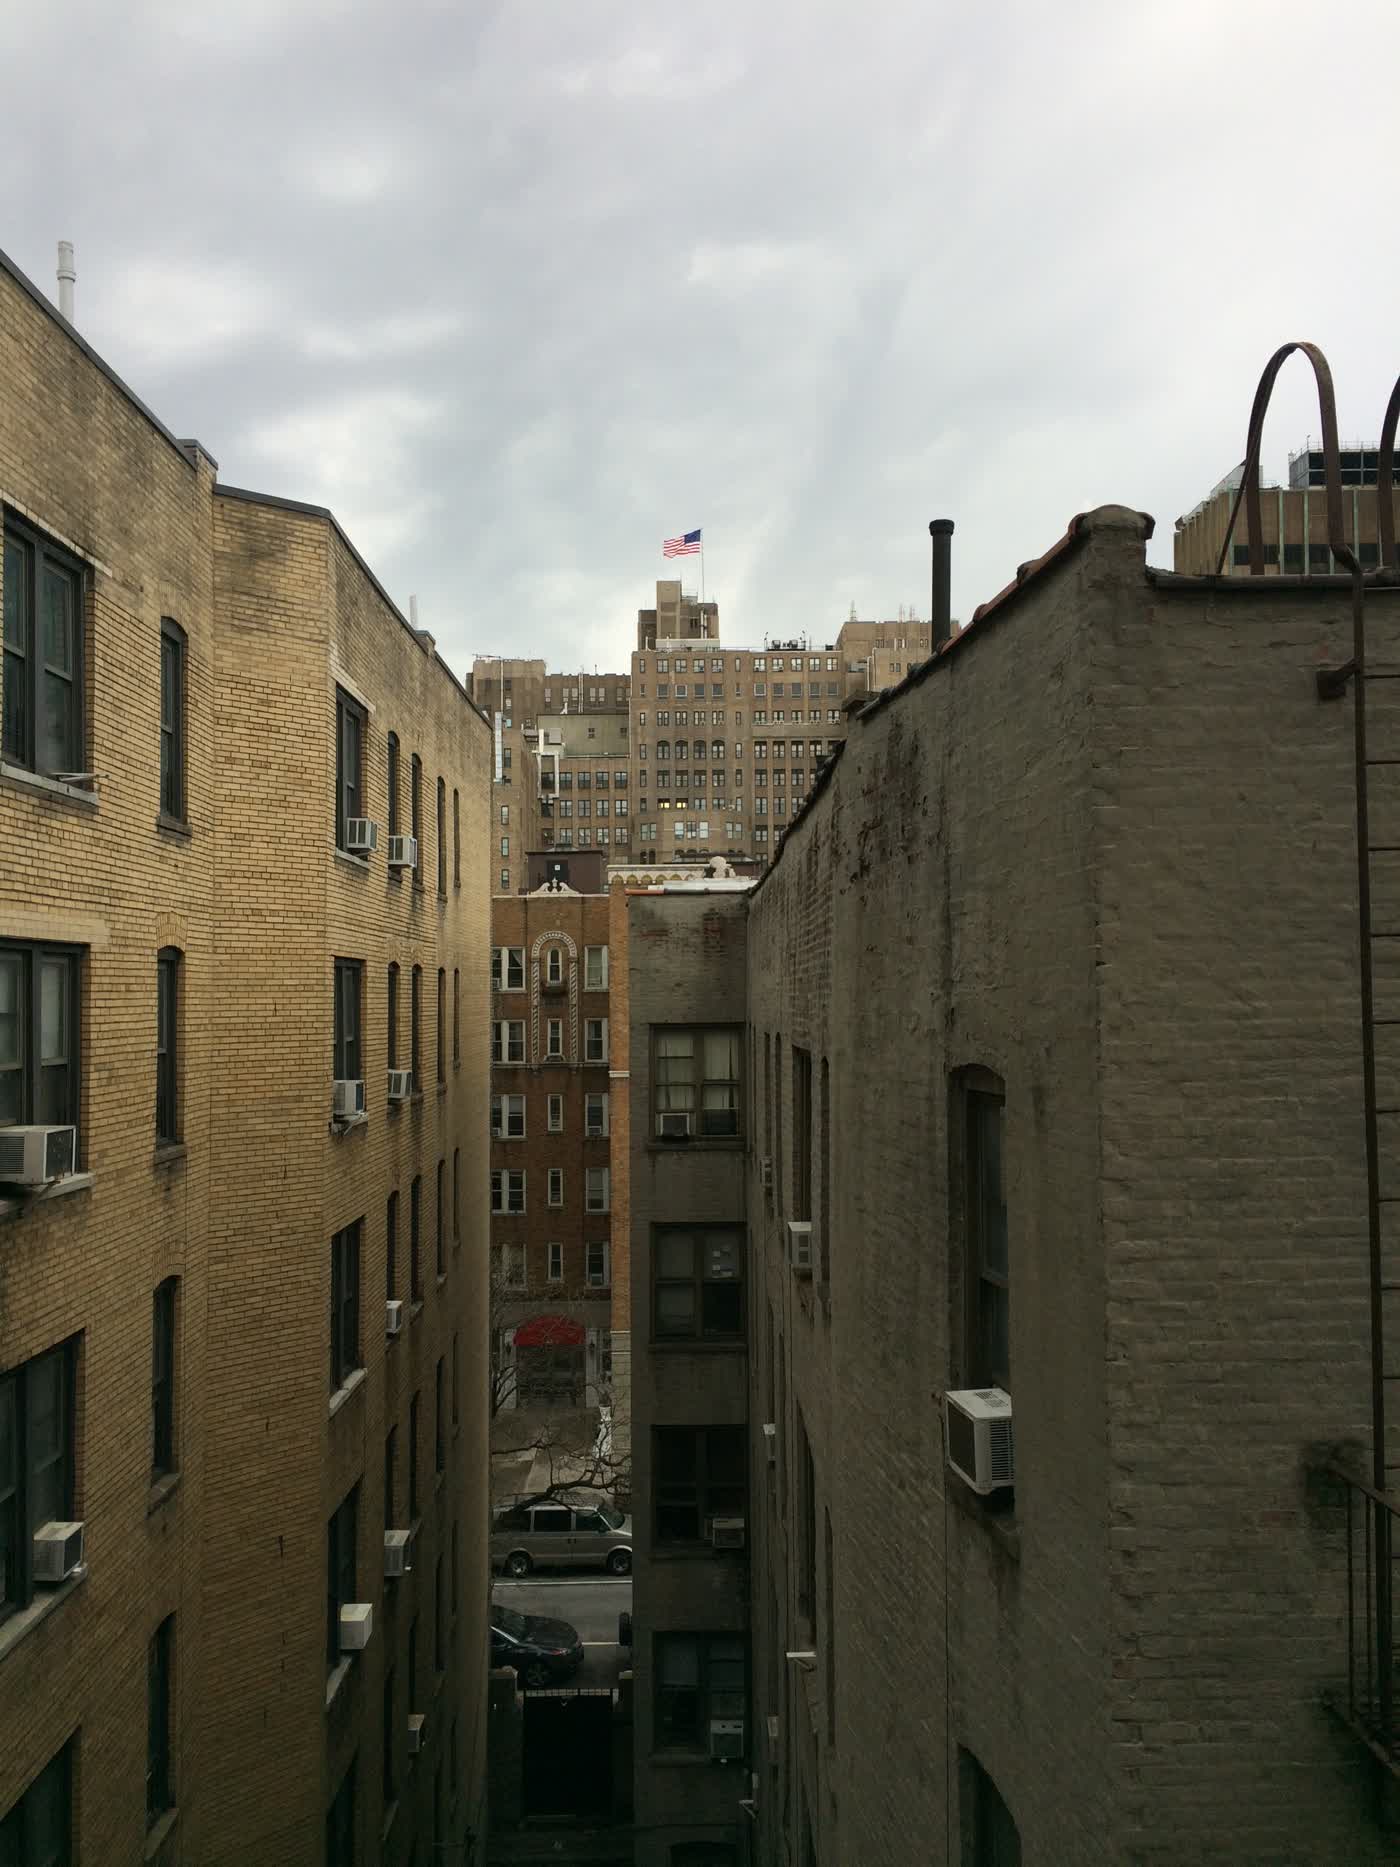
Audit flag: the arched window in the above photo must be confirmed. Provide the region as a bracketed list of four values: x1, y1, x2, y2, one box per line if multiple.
[436, 777, 447, 896]
[387, 732, 400, 839]
[387, 963, 400, 1070]
[411, 966, 423, 1087]
[156, 947, 182, 1144]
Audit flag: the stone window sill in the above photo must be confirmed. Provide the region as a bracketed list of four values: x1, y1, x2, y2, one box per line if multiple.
[0, 761, 99, 809]
[0, 1565, 87, 1668]
[646, 1139, 745, 1155]
[0, 1171, 95, 1225]
[333, 846, 370, 874]
[144, 1808, 179, 1861]
[411, 1300, 425, 1322]
[329, 1113, 369, 1138]
[148, 1471, 183, 1516]
[649, 1338, 746, 1354]
[329, 1367, 367, 1418]
[153, 1142, 187, 1169]
[436, 1272, 447, 1289]
[381, 1799, 399, 1843]
[325, 1656, 354, 1709]
[155, 812, 191, 841]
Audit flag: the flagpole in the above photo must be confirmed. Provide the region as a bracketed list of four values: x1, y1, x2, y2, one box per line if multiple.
[700, 538, 705, 607]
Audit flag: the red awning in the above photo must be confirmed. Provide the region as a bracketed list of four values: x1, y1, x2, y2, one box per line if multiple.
[513, 1314, 586, 1348]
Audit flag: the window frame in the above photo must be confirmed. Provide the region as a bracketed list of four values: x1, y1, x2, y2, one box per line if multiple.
[960, 1072, 1009, 1392]
[584, 1167, 609, 1214]
[151, 1277, 178, 1482]
[2, 511, 86, 778]
[0, 1336, 77, 1622]
[411, 753, 424, 885]
[0, 939, 82, 1136]
[437, 776, 447, 896]
[652, 1025, 743, 1140]
[585, 1017, 608, 1064]
[585, 1091, 609, 1137]
[387, 730, 400, 839]
[334, 686, 367, 855]
[585, 1240, 611, 1288]
[326, 1486, 358, 1670]
[436, 1159, 446, 1277]
[653, 1425, 747, 1544]
[652, 1226, 744, 1343]
[332, 958, 363, 1086]
[436, 968, 446, 1086]
[411, 965, 423, 1087]
[159, 618, 187, 824]
[410, 1174, 423, 1302]
[330, 1220, 361, 1392]
[547, 1242, 564, 1283]
[2, 1740, 72, 1862]
[492, 1020, 526, 1065]
[453, 788, 461, 887]
[156, 946, 181, 1144]
[492, 1093, 526, 1139]
[653, 1632, 748, 1754]
[491, 1169, 526, 1215]
[547, 1166, 564, 1208]
[147, 1613, 175, 1828]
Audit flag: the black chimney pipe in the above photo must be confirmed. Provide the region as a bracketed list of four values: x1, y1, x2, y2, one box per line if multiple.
[929, 519, 954, 649]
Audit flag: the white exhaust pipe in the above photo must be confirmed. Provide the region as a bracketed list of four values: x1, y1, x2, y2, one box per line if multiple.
[57, 242, 75, 323]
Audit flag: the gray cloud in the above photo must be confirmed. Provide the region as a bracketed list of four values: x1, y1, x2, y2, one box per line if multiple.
[6, 0, 1400, 680]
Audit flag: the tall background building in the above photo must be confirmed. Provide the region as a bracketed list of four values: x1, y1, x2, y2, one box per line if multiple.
[1174, 443, 1400, 574]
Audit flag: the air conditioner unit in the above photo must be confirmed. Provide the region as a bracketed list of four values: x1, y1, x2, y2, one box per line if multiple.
[761, 1423, 777, 1464]
[709, 1718, 745, 1763]
[333, 1079, 366, 1121]
[339, 1602, 373, 1652]
[388, 834, 418, 869]
[760, 1156, 773, 1191]
[32, 1520, 84, 1583]
[710, 1516, 746, 1551]
[387, 1069, 413, 1103]
[944, 1387, 1015, 1496]
[0, 1125, 77, 1187]
[386, 1299, 405, 1337]
[384, 1529, 413, 1578]
[766, 1714, 780, 1766]
[407, 1713, 426, 1755]
[345, 817, 378, 853]
[657, 1112, 693, 1139]
[787, 1220, 813, 1277]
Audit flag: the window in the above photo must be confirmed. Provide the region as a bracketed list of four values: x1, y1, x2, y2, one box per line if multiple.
[156, 947, 181, 1143]
[501, 835, 510, 857]
[330, 1221, 361, 1391]
[492, 1093, 525, 1138]
[436, 1159, 446, 1277]
[385, 1426, 397, 1530]
[3, 514, 84, 776]
[383, 1665, 397, 1807]
[586, 1241, 611, 1287]
[655, 1427, 746, 1541]
[152, 1278, 177, 1481]
[797, 1414, 817, 1622]
[548, 1242, 563, 1282]
[326, 1758, 355, 1867]
[159, 619, 186, 822]
[452, 1333, 460, 1428]
[386, 1192, 398, 1301]
[435, 1357, 445, 1473]
[453, 788, 461, 886]
[335, 687, 366, 853]
[408, 1394, 423, 1522]
[654, 1027, 741, 1137]
[387, 963, 400, 1071]
[500, 868, 511, 891]
[434, 777, 446, 894]
[584, 946, 608, 990]
[410, 1175, 423, 1301]
[0, 1338, 76, 1621]
[493, 1020, 525, 1064]
[387, 731, 400, 839]
[494, 1241, 527, 1289]
[437, 969, 446, 1086]
[492, 1169, 526, 1214]
[408, 1612, 419, 1711]
[492, 947, 526, 991]
[435, 1550, 445, 1671]
[333, 959, 362, 1084]
[585, 1092, 609, 1137]
[585, 1018, 608, 1063]
[147, 1613, 175, 1827]
[0, 941, 80, 1130]
[585, 1168, 609, 1213]
[819, 1057, 831, 1287]
[547, 1094, 564, 1132]
[654, 1634, 746, 1751]
[3, 1741, 72, 1862]
[545, 1018, 564, 1059]
[411, 753, 423, 883]
[452, 967, 460, 1067]
[547, 1167, 564, 1208]
[546, 946, 564, 985]
[962, 1073, 1009, 1390]
[961, 1750, 1022, 1867]
[793, 1045, 812, 1219]
[653, 1227, 743, 1340]
[326, 1485, 358, 1668]
[453, 1148, 460, 1244]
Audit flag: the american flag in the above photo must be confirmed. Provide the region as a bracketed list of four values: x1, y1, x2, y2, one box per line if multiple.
[663, 529, 702, 557]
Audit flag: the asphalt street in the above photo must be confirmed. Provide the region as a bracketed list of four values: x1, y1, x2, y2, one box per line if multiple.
[492, 1575, 632, 1688]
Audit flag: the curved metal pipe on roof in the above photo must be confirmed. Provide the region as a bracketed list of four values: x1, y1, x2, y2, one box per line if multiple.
[1378, 374, 1399, 570]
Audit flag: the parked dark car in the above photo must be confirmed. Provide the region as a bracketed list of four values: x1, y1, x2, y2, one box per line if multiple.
[490, 1602, 585, 1687]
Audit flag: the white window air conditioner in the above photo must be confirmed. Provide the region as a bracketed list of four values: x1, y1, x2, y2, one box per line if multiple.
[388, 834, 418, 869]
[657, 1112, 692, 1139]
[384, 1529, 413, 1578]
[762, 1423, 777, 1464]
[407, 1712, 426, 1755]
[333, 1079, 366, 1121]
[765, 1713, 780, 1766]
[386, 1299, 404, 1337]
[32, 1520, 84, 1583]
[387, 1069, 413, 1103]
[787, 1220, 813, 1277]
[345, 817, 378, 853]
[759, 1156, 773, 1191]
[709, 1718, 745, 1762]
[709, 1516, 746, 1551]
[0, 1125, 77, 1188]
[339, 1602, 373, 1652]
[943, 1387, 1015, 1495]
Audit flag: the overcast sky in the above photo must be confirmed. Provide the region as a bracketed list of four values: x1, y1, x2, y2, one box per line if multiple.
[7, 0, 1399, 680]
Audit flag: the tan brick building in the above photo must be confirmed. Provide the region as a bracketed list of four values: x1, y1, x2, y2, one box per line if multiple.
[1174, 444, 1400, 575]
[489, 881, 631, 1476]
[0, 244, 491, 1866]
